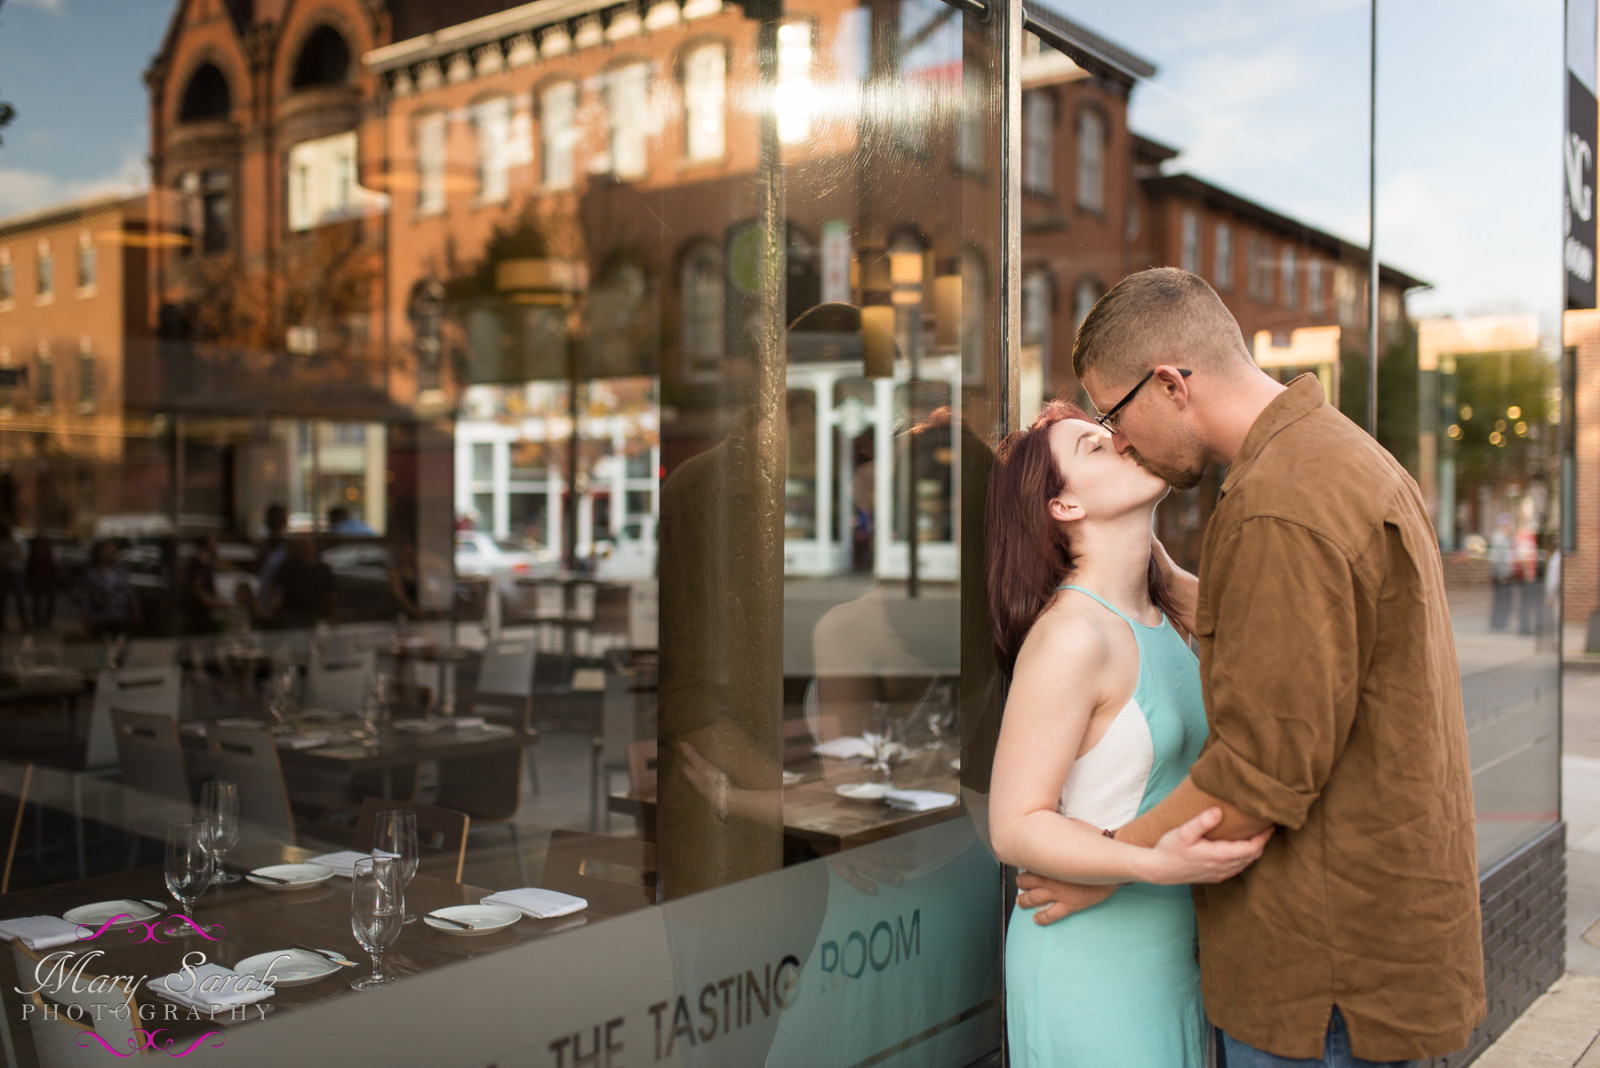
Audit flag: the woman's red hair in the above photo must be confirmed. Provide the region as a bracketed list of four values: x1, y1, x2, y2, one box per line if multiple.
[985, 400, 1181, 677]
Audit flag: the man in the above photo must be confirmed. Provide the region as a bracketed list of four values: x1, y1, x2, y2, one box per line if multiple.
[1019, 268, 1484, 1066]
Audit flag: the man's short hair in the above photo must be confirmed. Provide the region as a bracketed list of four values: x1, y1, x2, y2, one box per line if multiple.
[1071, 267, 1253, 387]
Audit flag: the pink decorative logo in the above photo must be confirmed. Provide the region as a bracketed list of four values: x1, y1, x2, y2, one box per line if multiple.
[75, 1029, 225, 1057]
[125, 915, 226, 943]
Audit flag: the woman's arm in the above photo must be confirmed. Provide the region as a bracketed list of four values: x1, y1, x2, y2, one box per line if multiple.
[1153, 538, 1198, 638]
[989, 612, 1264, 887]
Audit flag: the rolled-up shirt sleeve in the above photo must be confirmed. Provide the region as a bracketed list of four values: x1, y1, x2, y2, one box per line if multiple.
[1188, 516, 1365, 830]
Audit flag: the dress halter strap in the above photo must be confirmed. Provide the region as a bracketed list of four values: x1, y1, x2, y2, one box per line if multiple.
[1056, 583, 1162, 631]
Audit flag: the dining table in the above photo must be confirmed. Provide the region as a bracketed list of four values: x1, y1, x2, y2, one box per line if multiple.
[607, 744, 964, 854]
[0, 842, 612, 1044]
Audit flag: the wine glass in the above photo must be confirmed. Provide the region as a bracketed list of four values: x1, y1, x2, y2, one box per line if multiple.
[372, 810, 420, 924]
[266, 661, 297, 733]
[360, 671, 389, 740]
[164, 818, 215, 936]
[350, 856, 404, 990]
[864, 701, 902, 783]
[200, 781, 241, 884]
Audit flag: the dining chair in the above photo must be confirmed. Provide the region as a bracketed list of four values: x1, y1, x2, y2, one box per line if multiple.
[469, 637, 540, 795]
[123, 637, 181, 667]
[434, 745, 528, 886]
[205, 724, 296, 848]
[305, 650, 375, 711]
[353, 797, 470, 884]
[591, 658, 646, 831]
[542, 829, 657, 915]
[0, 761, 32, 894]
[71, 665, 183, 877]
[11, 940, 143, 1066]
[784, 713, 843, 765]
[110, 708, 193, 865]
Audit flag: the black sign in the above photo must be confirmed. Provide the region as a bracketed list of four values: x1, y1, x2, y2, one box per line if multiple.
[1567, 63, 1598, 307]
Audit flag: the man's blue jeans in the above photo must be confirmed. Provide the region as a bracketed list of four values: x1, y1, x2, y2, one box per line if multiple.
[1218, 1008, 1419, 1068]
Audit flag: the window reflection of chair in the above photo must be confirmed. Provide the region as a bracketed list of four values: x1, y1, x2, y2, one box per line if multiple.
[626, 741, 658, 795]
[305, 650, 374, 711]
[12, 941, 143, 1066]
[111, 709, 193, 864]
[434, 748, 527, 885]
[206, 725, 296, 847]
[353, 797, 469, 884]
[469, 637, 539, 795]
[591, 661, 645, 831]
[784, 713, 841, 765]
[543, 830, 657, 915]
[1, 762, 32, 894]
[71, 666, 182, 877]
[124, 637, 181, 667]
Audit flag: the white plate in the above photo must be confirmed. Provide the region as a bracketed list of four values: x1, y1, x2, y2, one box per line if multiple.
[835, 782, 891, 802]
[949, 758, 962, 772]
[423, 904, 521, 937]
[233, 948, 341, 987]
[246, 863, 335, 891]
[62, 899, 162, 927]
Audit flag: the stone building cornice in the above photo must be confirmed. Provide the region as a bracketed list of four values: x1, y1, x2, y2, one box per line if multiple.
[365, 0, 721, 94]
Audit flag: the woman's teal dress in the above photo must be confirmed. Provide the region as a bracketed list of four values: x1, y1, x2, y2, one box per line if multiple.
[1005, 585, 1210, 1067]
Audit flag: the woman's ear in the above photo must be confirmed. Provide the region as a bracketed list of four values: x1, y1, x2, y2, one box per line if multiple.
[1048, 493, 1084, 523]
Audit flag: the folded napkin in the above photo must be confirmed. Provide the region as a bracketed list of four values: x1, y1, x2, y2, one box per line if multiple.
[215, 717, 262, 728]
[391, 719, 449, 734]
[481, 887, 587, 920]
[883, 789, 959, 813]
[276, 732, 331, 749]
[147, 962, 273, 1014]
[304, 850, 370, 878]
[447, 715, 486, 730]
[813, 736, 876, 760]
[0, 915, 84, 950]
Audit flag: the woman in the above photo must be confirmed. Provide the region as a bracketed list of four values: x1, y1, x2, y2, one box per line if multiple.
[986, 401, 1269, 1067]
[76, 539, 138, 641]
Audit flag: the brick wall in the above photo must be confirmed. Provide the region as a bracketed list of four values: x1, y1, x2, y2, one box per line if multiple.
[1426, 822, 1566, 1068]
[1564, 310, 1599, 632]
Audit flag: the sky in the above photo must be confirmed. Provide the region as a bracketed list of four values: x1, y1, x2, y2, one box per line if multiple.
[0, 0, 1569, 329]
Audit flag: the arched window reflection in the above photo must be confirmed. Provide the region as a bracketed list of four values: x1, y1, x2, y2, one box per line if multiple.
[292, 25, 351, 89]
[178, 63, 231, 122]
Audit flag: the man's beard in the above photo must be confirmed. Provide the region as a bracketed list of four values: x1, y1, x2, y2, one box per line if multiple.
[1130, 448, 1206, 491]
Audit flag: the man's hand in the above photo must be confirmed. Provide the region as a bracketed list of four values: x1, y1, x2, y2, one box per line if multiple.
[1014, 872, 1116, 925]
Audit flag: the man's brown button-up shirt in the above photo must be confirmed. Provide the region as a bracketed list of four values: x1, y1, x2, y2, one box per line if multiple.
[1187, 374, 1486, 1061]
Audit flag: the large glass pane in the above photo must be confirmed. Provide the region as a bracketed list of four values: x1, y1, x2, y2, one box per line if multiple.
[0, 0, 1007, 1063]
[1381, 5, 1564, 870]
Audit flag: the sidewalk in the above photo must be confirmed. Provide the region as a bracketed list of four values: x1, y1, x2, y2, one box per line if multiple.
[1474, 670, 1600, 1067]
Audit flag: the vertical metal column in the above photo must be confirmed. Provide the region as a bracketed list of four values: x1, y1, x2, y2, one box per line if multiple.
[1366, 0, 1380, 438]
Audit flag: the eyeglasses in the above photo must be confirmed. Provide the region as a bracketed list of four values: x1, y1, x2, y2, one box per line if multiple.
[1094, 368, 1192, 433]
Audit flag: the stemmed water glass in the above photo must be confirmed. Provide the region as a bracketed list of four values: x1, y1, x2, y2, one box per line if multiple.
[864, 701, 903, 783]
[200, 780, 241, 885]
[360, 672, 389, 741]
[164, 818, 215, 935]
[350, 856, 404, 990]
[372, 810, 420, 924]
[266, 661, 297, 733]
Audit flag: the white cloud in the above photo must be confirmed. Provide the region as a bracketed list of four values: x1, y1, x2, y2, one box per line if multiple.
[10, 0, 65, 11]
[0, 152, 147, 220]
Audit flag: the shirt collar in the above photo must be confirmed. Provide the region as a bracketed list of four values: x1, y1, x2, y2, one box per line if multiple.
[1220, 374, 1326, 496]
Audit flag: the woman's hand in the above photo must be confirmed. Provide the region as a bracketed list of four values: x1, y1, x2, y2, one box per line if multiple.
[1138, 807, 1272, 885]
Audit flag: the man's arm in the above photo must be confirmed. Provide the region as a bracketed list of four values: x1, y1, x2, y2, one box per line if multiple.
[1112, 776, 1271, 847]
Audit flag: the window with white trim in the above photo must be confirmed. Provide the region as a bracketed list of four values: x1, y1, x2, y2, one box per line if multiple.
[1281, 245, 1296, 308]
[1023, 90, 1054, 195]
[78, 336, 95, 410]
[1073, 275, 1102, 335]
[1307, 259, 1324, 316]
[35, 343, 53, 408]
[1076, 108, 1105, 211]
[36, 241, 54, 300]
[77, 232, 96, 292]
[0, 249, 12, 305]
[287, 132, 359, 232]
[681, 243, 724, 378]
[683, 44, 726, 162]
[607, 63, 651, 179]
[775, 21, 812, 145]
[416, 112, 447, 215]
[475, 97, 513, 203]
[1213, 223, 1233, 290]
[541, 82, 578, 189]
[1180, 210, 1200, 273]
